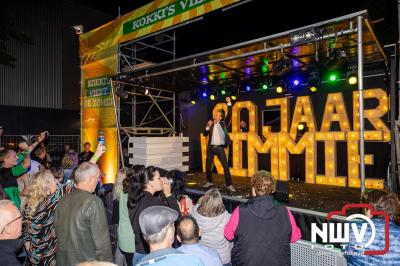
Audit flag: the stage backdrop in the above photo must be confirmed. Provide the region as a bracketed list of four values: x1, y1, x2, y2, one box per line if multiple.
[80, 0, 242, 182]
[181, 75, 389, 189]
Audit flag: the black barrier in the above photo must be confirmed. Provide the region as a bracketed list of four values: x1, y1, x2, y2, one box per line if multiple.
[186, 188, 346, 247]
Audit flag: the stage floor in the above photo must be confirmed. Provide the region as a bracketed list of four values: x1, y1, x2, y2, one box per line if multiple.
[186, 171, 361, 213]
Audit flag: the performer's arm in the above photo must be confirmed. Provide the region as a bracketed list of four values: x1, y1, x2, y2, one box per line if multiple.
[203, 120, 213, 137]
[224, 206, 239, 241]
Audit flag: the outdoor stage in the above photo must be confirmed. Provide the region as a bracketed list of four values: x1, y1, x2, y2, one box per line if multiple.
[185, 171, 361, 214]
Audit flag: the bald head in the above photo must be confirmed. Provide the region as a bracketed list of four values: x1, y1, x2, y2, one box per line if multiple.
[0, 200, 22, 239]
[177, 216, 200, 245]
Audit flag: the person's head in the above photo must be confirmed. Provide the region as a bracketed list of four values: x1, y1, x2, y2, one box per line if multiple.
[84, 142, 91, 152]
[177, 216, 200, 245]
[213, 109, 224, 121]
[139, 206, 179, 250]
[113, 167, 128, 201]
[17, 139, 28, 152]
[143, 166, 163, 194]
[167, 170, 186, 199]
[125, 165, 146, 209]
[50, 166, 64, 184]
[64, 144, 71, 152]
[361, 189, 400, 224]
[74, 162, 100, 192]
[240, 120, 247, 128]
[0, 149, 18, 168]
[77, 261, 117, 266]
[34, 146, 46, 160]
[251, 170, 276, 196]
[0, 200, 22, 239]
[197, 188, 225, 217]
[26, 170, 58, 218]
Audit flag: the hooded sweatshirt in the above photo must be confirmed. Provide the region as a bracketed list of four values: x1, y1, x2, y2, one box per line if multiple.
[190, 205, 232, 264]
[224, 195, 301, 266]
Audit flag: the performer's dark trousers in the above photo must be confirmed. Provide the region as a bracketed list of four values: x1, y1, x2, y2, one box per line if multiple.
[206, 145, 232, 186]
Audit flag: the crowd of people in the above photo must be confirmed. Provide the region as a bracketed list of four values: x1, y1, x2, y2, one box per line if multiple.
[1, 128, 400, 266]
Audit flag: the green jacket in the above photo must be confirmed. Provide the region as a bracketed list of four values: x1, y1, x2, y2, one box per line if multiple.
[54, 189, 113, 265]
[118, 192, 135, 253]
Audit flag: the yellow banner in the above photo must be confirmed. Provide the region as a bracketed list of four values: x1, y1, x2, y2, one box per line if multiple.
[80, 0, 241, 183]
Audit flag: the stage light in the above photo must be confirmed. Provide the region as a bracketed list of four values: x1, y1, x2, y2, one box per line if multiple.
[231, 95, 237, 100]
[298, 123, 305, 131]
[276, 86, 284, 94]
[210, 94, 215, 100]
[202, 92, 207, 98]
[307, 72, 320, 93]
[245, 84, 252, 92]
[309, 86, 318, 93]
[221, 89, 226, 95]
[329, 73, 338, 82]
[348, 76, 357, 85]
[262, 83, 268, 90]
[347, 68, 358, 85]
[191, 100, 196, 105]
[144, 88, 149, 95]
[293, 79, 300, 86]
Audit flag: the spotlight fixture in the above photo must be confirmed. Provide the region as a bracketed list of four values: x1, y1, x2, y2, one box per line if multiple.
[276, 86, 284, 94]
[144, 88, 150, 95]
[220, 88, 226, 95]
[231, 95, 237, 100]
[347, 66, 358, 85]
[262, 83, 268, 90]
[328, 72, 339, 82]
[191, 100, 196, 105]
[210, 94, 215, 100]
[202, 91, 208, 98]
[290, 28, 317, 44]
[307, 72, 320, 93]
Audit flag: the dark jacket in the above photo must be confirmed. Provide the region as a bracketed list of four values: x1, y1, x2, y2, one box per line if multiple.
[54, 189, 113, 266]
[231, 195, 292, 266]
[0, 239, 24, 266]
[128, 191, 180, 254]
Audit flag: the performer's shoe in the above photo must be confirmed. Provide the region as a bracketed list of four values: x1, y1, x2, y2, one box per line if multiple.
[202, 182, 214, 188]
[227, 185, 236, 192]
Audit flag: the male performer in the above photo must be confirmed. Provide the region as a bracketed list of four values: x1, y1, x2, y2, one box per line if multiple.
[203, 97, 235, 192]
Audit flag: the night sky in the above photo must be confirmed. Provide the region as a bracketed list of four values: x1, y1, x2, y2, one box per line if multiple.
[74, 0, 398, 57]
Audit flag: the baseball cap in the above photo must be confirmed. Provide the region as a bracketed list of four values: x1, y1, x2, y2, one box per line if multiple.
[139, 206, 179, 236]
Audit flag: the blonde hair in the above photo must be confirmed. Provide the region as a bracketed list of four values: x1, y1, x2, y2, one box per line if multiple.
[26, 170, 55, 218]
[112, 168, 127, 201]
[197, 188, 225, 217]
[251, 170, 276, 196]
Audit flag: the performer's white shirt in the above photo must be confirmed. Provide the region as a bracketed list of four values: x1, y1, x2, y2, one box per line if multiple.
[211, 122, 225, 145]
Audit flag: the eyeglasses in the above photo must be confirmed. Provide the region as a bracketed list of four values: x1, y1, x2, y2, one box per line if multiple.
[0, 215, 21, 234]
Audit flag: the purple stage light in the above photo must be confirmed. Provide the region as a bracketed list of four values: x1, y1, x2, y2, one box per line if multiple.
[202, 92, 207, 98]
[293, 79, 300, 86]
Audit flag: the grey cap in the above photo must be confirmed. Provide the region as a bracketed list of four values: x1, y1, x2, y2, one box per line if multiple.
[139, 206, 179, 236]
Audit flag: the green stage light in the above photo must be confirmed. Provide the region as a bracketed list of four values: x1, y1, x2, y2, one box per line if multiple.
[329, 73, 338, 82]
[221, 89, 226, 95]
[262, 83, 268, 90]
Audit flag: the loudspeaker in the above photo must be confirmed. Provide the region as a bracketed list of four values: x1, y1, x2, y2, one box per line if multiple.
[274, 181, 289, 202]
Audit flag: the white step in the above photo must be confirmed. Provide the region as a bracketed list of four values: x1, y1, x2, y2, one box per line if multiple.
[131, 156, 189, 166]
[128, 146, 189, 154]
[129, 137, 189, 144]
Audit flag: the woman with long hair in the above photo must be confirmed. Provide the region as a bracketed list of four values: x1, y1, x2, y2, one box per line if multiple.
[191, 188, 232, 266]
[126, 165, 180, 264]
[114, 166, 137, 265]
[22, 170, 74, 265]
[167, 170, 193, 215]
[22, 144, 105, 265]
